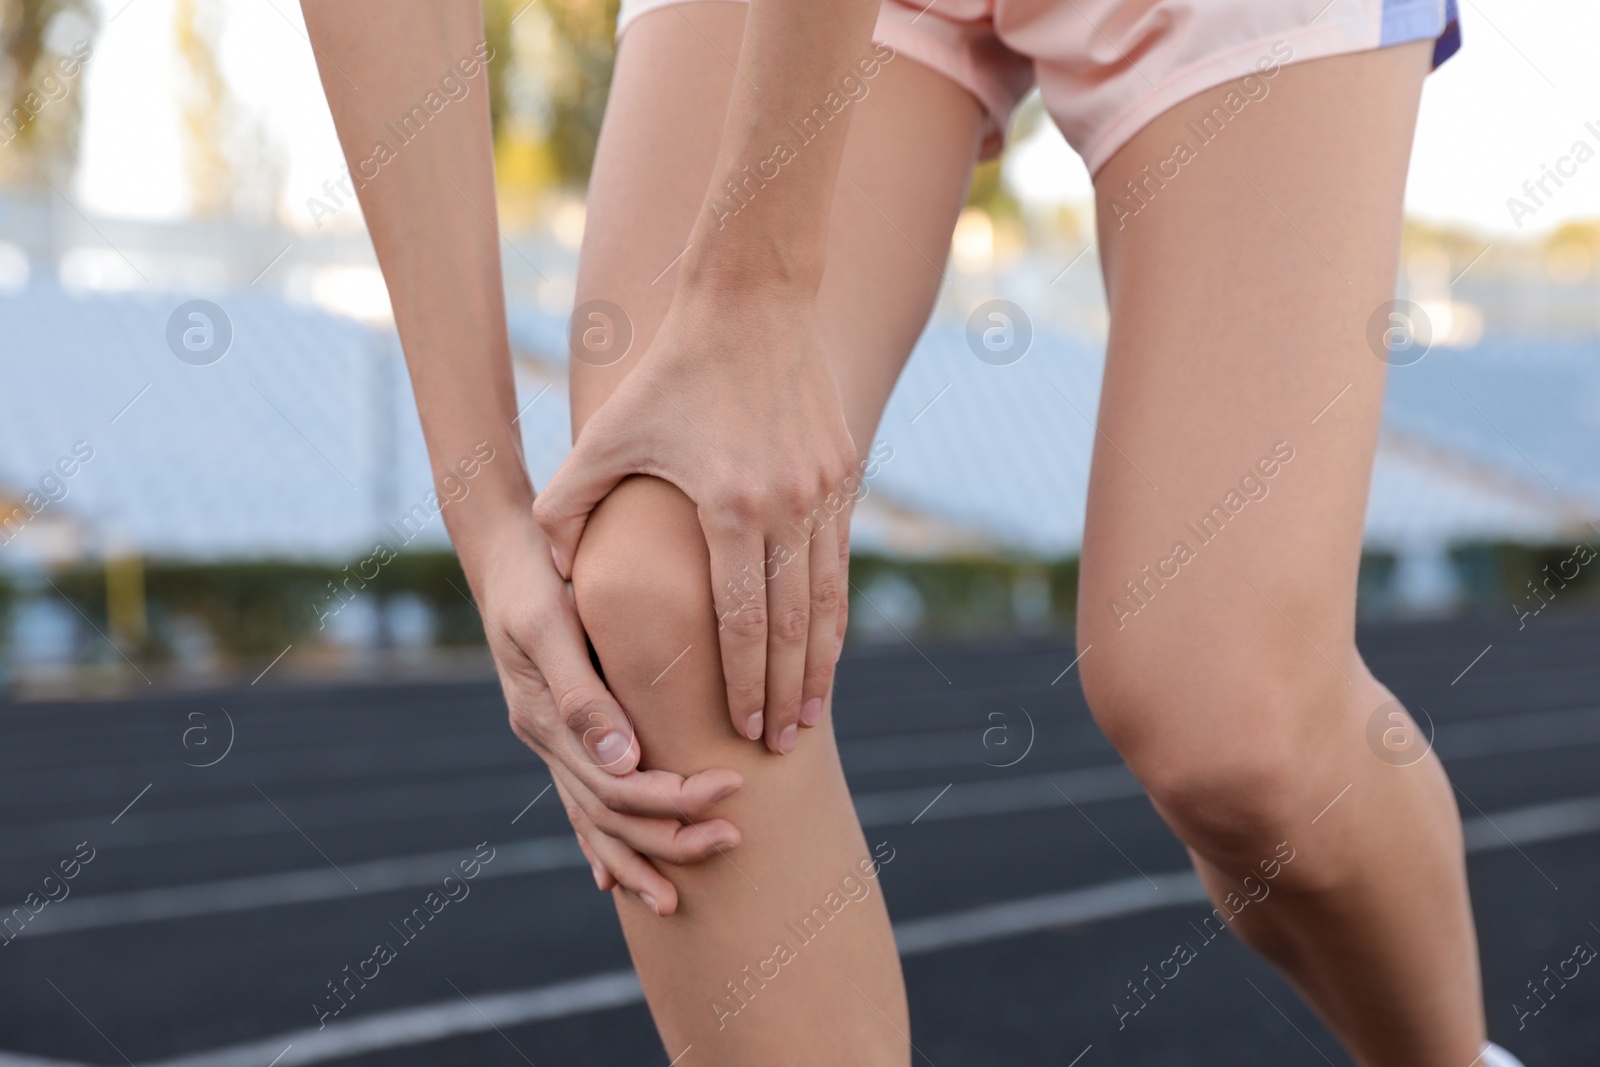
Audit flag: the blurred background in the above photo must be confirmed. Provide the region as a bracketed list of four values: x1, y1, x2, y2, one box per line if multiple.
[1, 1, 1597, 1065]
[0, 0, 1597, 689]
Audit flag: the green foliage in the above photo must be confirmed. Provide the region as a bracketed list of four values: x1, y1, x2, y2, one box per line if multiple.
[13, 540, 1600, 674]
[39, 553, 484, 662]
[1452, 540, 1600, 616]
[848, 553, 1079, 639]
[366, 552, 486, 646]
[965, 157, 1022, 220]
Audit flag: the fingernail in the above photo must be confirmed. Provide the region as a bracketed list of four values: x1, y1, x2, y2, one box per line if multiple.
[800, 698, 822, 728]
[778, 724, 798, 754]
[745, 711, 763, 740]
[639, 892, 660, 916]
[592, 729, 629, 767]
[549, 543, 565, 574]
[590, 863, 606, 889]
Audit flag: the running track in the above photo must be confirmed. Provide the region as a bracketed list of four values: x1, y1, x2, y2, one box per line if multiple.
[1, 617, 1597, 1065]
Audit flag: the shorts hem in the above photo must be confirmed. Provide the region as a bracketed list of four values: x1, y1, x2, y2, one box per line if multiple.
[873, 17, 1023, 160]
[615, 0, 746, 41]
[617, 0, 1024, 160]
[1076, 16, 1439, 175]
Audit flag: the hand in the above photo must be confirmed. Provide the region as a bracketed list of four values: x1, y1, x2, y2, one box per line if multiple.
[535, 289, 858, 755]
[470, 516, 744, 915]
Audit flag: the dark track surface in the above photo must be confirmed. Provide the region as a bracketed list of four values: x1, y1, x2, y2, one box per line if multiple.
[1, 616, 1597, 1066]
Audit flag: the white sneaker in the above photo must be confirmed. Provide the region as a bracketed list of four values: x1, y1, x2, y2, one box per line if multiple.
[1479, 1043, 1526, 1067]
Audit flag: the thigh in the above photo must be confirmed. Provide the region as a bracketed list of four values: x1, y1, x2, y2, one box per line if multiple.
[1076, 43, 1432, 732]
[570, 1, 983, 447]
[566, 5, 981, 1059]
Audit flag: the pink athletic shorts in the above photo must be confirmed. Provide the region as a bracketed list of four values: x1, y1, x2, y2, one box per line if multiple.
[616, 0, 1459, 170]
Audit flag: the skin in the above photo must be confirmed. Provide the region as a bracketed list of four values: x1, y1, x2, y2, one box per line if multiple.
[307, 0, 1490, 1063]
[1079, 40, 1486, 1067]
[301, 0, 747, 911]
[578, 12, 1487, 1067]
[565, 10, 978, 1059]
[535, 0, 886, 756]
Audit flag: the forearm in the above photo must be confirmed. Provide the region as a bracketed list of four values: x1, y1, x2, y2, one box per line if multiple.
[301, 0, 532, 575]
[682, 0, 882, 292]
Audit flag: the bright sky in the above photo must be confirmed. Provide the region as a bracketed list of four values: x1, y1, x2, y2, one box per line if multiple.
[77, 0, 1600, 239]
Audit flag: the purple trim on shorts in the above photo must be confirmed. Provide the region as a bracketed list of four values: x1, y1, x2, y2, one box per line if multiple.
[1379, 0, 1461, 67]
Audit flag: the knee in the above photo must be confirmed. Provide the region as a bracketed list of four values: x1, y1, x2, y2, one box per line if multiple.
[569, 477, 714, 691]
[1078, 635, 1348, 867]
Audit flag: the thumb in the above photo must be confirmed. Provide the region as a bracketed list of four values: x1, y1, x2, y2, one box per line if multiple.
[540, 631, 640, 777]
[534, 429, 632, 580]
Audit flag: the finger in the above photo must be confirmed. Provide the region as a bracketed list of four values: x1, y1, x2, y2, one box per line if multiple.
[707, 523, 769, 743]
[571, 813, 617, 890]
[554, 777, 618, 890]
[554, 766, 735, 893]
[583, 799, 742, 866]
[533, 428, 631, 579]
[586, 764, 744, 821]
[536, 623, 642, 777]
[799, 517, 840, 728]
[567, 802, 679, 916]
[836, 497, 854, 658]
[532, 606, 746, 816]
[762, 522, 810, 754]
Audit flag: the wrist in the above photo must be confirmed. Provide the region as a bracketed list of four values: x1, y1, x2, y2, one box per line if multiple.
[676, 251, 822, 312]
[440, 476, 540, 590]
[681, 214, 826, 297]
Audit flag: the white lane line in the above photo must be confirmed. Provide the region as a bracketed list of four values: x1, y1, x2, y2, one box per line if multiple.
[0, 1051, 94, 1066]
[7, 791, 1600, 1067]
[146, 972, 646, 1067]
[11, 695, 1600, 860]
[21, 765, 1131, 933]
[858, 764, 1143, 826]
[23, 837, 582, 937]
[23, 766, 1140, 938]
[32, 742, 1600, 940]
[894, 871, 1206, 956]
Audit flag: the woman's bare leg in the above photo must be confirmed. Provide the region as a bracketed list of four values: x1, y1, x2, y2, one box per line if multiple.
[565, 5, 981, 1062]
[1077, 42, 1484, 1066]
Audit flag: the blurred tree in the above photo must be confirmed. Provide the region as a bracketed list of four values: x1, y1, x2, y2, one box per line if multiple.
[484, 0, 619, 192]
[0, 0, 97, 187]
[173, 0, 231, 215]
